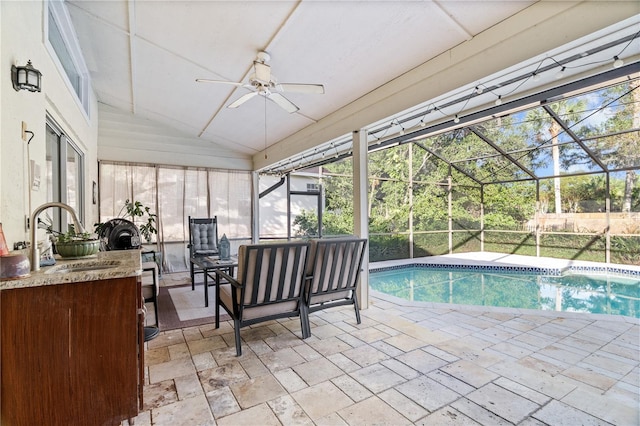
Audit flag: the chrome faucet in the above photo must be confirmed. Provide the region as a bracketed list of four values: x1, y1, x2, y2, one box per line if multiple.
[30, 202, 85, 271]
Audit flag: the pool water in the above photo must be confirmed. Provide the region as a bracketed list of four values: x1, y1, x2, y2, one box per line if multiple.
[369, 267, 640, 318]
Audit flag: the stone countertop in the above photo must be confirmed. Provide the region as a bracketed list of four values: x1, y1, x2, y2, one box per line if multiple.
[0, 250, 142, 290]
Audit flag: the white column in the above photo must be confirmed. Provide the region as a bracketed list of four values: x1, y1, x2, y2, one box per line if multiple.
[353, 130, 369, 309]
[251, 171, 260, 243]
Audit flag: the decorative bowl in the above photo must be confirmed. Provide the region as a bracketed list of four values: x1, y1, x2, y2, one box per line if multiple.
[55, 240, 100, 258]
[0, 253, 31, 280]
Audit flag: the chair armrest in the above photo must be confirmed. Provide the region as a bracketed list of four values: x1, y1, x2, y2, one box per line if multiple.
[215, 268, 242, 289]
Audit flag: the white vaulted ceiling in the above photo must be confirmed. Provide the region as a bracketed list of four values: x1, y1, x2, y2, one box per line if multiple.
[66, 1, 640, 170]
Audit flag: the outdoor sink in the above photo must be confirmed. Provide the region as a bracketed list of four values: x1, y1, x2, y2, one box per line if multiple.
[45, 260, 122, 274]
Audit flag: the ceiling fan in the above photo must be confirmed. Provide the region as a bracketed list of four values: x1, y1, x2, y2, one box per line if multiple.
[196, 51, 325, 113]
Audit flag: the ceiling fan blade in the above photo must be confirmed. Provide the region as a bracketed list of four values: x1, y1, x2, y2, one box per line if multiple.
[196, 78, 243, 87]
[228, 91, 259, 108]
[276, 83, 325, 94]
[267, 92, 299, 113]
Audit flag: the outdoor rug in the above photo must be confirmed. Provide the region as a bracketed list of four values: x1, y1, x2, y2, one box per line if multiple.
[157, 283, 229, 331]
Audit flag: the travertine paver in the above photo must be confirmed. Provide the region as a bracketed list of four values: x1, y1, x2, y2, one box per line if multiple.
[198, 361, 249, 392]
[142, 379, 178, 410]
[205, 386, 241, 419]
[342, 343, 390, 367]
[377, 388, 429, 422]
[145, 346, 170, 366]
[350, 363, 406, 394]
[350, 326, 391, 343]
[126, 270, 638, 426]
[450, 398, 514, 426]
[291, 381, 352, 420]
[395, 348, 449, 374]
[267, 394, 314, 425]
[230, 374, 287, 409]
[259, 347, 306, 372]
[466, 383, 540, 423]
[560, 384, 640, 425]
[239, 355, 270, 378]
[148, 357, 196, 384]
[488, 360, 578, 400]
[216, 403, 280, 426]
[532, 400, 612, 426]
[174, 373, 204, 400]
[326, 352, 361, 372]
[420, 406, 482, 425]
[168, 342, 191, 359]
[337, 396, 412, 425]
[440, 359, 499, 388]
[293, 357, 343, 385]
[191, 351, 217, 371]
[151, 394, 215, 425]
[309, 335, 354, 356]
[186, 335, 227, 355]
[395, 375, 461, 412]
[380, 358, 422, 380]
[383, 333, 427, 352]
[273, 368, 309, 393]
[331, 374, 374, 402]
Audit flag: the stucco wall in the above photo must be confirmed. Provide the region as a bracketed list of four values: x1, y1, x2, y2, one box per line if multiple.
[1, 0, 98, 249]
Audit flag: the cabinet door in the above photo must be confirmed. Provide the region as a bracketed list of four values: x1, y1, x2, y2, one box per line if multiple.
[69, 278, 139, 424]
[1, 277, 140, 425]
[1, 283, 76, 425]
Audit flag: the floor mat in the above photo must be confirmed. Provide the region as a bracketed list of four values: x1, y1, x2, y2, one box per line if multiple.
[157, 283, 229, 331]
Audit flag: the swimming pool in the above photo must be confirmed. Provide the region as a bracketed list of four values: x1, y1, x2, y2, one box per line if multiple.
[369, 266, 640, 318]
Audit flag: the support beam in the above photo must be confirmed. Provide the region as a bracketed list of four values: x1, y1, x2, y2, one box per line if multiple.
[251, 172, 259, 243]
[353, 130, 369, 309]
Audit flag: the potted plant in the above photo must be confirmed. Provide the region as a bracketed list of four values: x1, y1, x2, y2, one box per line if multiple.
[54, 228, 101, 258]
[95, 199, 158, 243]
[40, 218, 100, 258]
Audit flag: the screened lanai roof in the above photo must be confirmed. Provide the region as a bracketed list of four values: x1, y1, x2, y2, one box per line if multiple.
[260, 20, 640, 181]
[263, 67, 640, 186]
[414, 77, 640, 185]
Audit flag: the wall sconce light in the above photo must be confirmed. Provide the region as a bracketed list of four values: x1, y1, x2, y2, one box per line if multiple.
[11, 60, 42, 92]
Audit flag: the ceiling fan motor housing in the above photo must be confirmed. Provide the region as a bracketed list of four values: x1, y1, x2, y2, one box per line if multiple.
[253, 61, 271, 84]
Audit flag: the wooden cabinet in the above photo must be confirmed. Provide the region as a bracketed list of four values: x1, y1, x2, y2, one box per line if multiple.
[1, 276, 143, 425]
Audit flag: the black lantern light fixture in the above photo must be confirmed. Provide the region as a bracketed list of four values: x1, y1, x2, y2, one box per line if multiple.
[11, 60, 42, 92]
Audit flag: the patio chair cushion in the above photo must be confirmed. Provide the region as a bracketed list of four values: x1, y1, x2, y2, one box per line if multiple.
[306, 236, 364, 304]
[303, 237, 367, 335]
[219, 283, 300, 321]
[192, 222, 217, 253]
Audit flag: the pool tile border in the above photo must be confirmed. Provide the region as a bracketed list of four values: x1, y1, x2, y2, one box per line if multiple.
[370, 262, 640, 278]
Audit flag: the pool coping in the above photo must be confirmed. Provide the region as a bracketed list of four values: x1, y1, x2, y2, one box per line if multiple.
[369, 252, 640, 277]
[369, 289, 640, 324]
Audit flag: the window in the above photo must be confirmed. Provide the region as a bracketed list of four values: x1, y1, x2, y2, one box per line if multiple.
[46, 0, 90, 117]
[99, 163, 252, 273]
[46, 118, 85, 232]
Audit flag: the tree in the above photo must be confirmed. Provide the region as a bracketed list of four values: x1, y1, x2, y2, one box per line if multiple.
[524, 98, 587, 214]
[598, 80, 640, 213]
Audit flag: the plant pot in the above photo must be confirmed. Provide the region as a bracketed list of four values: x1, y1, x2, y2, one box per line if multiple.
[56, 240, 100, 258]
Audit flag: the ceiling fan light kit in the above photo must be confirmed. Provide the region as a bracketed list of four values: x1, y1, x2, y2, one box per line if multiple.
[197, 51, 325, 113]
